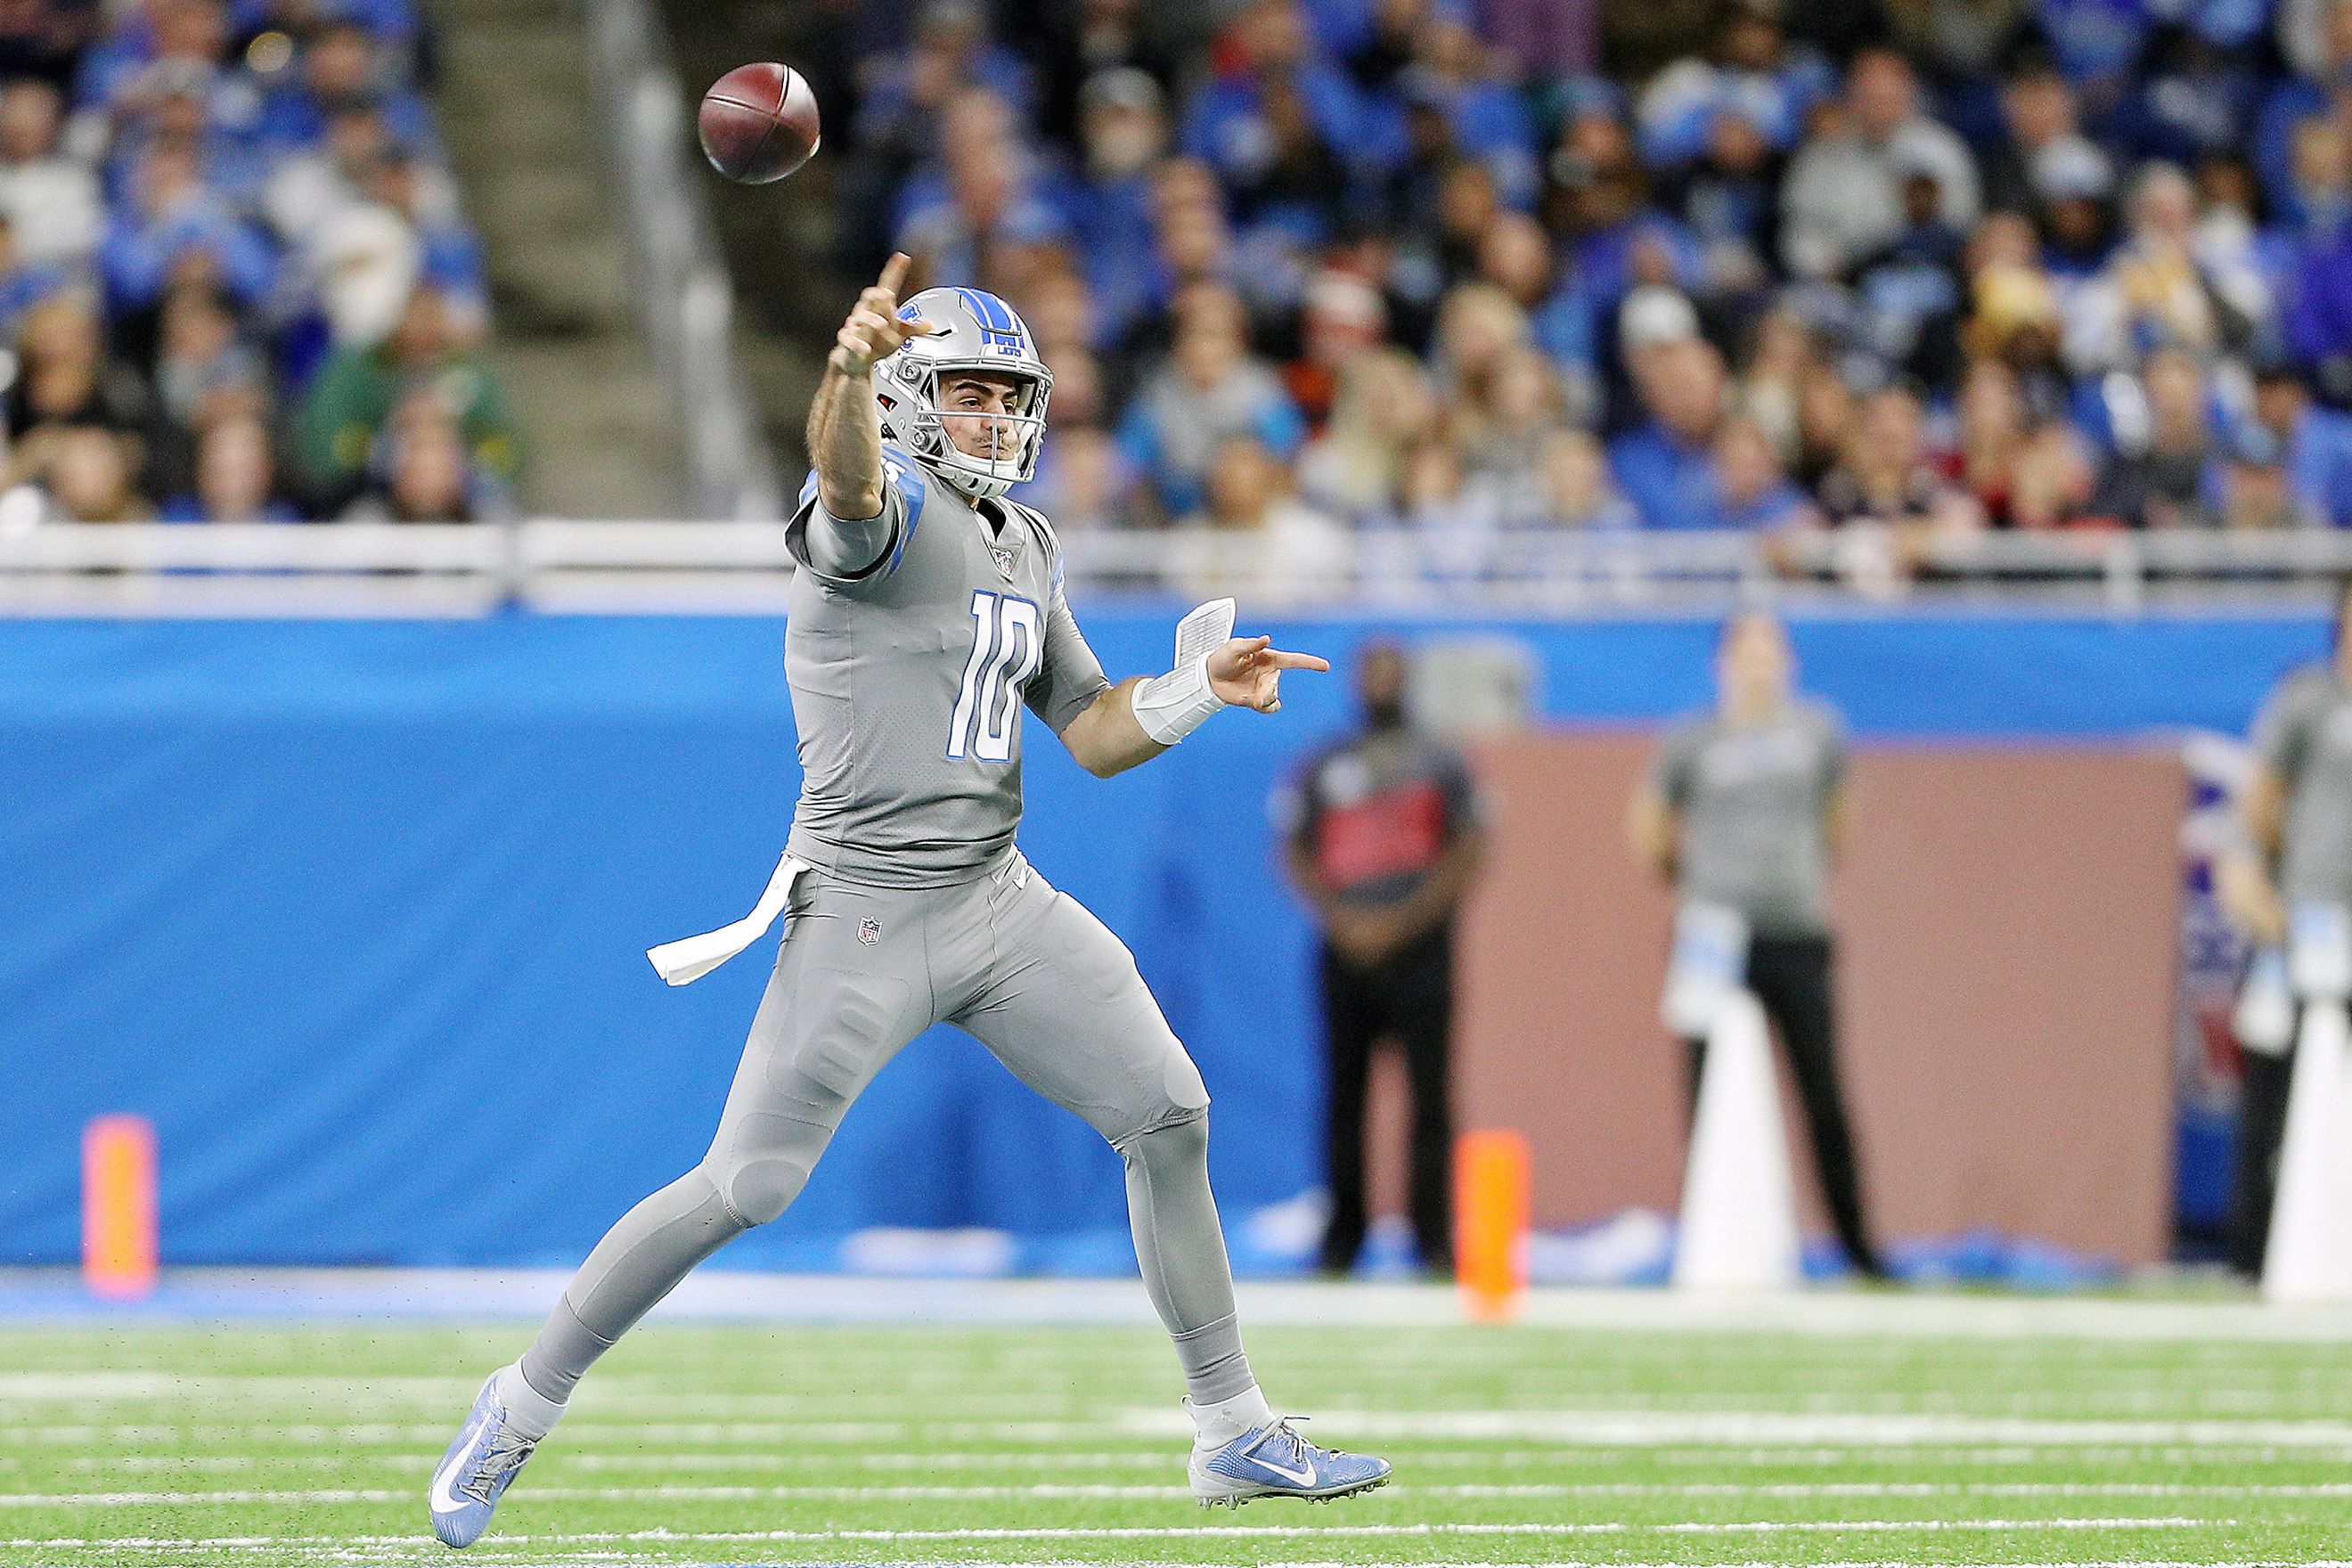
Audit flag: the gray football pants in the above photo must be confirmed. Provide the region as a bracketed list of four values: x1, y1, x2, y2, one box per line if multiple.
[519, 850, 1257, 1409]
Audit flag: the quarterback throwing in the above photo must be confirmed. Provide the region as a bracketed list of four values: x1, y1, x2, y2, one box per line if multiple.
[428, 255, 1390, 1548]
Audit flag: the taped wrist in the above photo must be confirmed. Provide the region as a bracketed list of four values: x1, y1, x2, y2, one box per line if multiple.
[1132, 651, 1226, 745]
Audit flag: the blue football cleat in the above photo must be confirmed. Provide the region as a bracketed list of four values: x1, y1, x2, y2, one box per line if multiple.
[429, 1370, 541, 1548]
[1188, 1415, 1392, 1507]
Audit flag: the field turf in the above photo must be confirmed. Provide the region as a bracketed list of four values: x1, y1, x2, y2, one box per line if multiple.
[2, 1310, 2348, 1566]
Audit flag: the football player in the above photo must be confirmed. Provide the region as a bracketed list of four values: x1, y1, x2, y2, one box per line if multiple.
[429, 255, 1391, 1547]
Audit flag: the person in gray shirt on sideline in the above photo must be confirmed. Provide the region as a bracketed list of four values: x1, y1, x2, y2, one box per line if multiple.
[1629, 608, 1889, 1279]
[2217, 576, 2352, 1278]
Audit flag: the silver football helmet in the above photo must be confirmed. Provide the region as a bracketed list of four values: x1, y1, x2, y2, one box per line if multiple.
[874, 285, 1053, 501]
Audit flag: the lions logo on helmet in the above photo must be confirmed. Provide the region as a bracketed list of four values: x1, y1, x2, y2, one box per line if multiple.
[872, 287, 1054, 502]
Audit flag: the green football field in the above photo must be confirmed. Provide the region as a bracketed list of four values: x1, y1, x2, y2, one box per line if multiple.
[4, 1308, 2348, 1567]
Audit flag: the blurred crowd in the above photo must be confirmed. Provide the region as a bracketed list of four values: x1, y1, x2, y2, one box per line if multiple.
[0, 0, 514, 525]
[804, 0, 2352, 586]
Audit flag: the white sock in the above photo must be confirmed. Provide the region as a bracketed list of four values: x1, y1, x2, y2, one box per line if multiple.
[1190, 1384, 1276, 1449]
[494, 1361, 567, 1441]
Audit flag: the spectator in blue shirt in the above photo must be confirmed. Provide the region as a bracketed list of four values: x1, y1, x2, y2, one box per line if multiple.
[1637, 0, 1830, 170]
[229, 0, 421, 48]
[252, 19, 436, 156]
[99, 136, 277, 314]
[77, 0, 219, 112]
[894, 92, 1072, 290]
[1063, 69, 1167, 350]
[1609, 310, 1734, 527]
[1131, 158, 1243, 342]
[1394, 16, 1537, 208]
[1182, 0, 1394, 195]
[2111, 29, 2263, 167]
[855, 0, 1036, 154]
[1713, 411, 1815, 530]
[2284, 215, 2352, 399]
[106, 75, 267, 210]
[2252, 357, 2352, 523]
[81, 0, 275, 195]
[2032, 0, 2155, 90]
[2252, 0, 2352, 217]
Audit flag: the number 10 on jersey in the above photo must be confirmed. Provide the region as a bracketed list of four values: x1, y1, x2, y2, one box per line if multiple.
[948, 590, 1042, 762]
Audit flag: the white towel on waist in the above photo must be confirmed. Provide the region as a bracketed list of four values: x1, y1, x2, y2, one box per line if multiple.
[646, 853, 809, 986]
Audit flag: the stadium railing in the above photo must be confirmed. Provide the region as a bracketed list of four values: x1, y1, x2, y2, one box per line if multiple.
[5, 518, 2352, 613]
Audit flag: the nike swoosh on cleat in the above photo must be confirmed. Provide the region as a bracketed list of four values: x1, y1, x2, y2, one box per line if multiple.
[429, 1449, 472, 1517]
[1250, 1452, 1319, 1488]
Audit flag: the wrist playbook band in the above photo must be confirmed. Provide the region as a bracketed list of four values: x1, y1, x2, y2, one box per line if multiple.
[1132, 598, 1237, 746]
[1133, 651, 1225, 745]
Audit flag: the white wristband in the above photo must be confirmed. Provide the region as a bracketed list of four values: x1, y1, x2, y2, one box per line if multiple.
[1132, 650, 1226, 745]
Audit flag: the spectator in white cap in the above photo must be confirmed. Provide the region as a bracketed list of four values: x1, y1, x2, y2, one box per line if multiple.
[1284, 265, 1388, 429]
[1610, 309, 1737, 529]
[1618, 282, 1700, 379]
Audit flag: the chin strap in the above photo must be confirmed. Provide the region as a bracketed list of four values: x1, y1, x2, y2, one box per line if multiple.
[928, 458, 1013, 500]
[1132, 598, 1237, 746]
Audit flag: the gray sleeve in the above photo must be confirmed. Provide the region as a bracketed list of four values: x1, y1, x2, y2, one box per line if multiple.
[1653, 723, 1700, 808]
[785, 465, 910, 585]
[1816, 706, 1849, 800]
[2253, 671, 2321, 787]
[1026, 568, 1112, 735]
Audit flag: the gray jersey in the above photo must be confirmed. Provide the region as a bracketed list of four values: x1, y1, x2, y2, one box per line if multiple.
[1654, 699, 1845, 937]
[782, 448, 1110, 887]
[2252, 664, 2352, 909]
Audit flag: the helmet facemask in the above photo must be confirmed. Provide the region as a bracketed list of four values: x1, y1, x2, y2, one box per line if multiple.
[880, 354, 1053, 502]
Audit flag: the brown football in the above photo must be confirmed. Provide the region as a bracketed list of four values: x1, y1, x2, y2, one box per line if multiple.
[698, 62, 821, 184]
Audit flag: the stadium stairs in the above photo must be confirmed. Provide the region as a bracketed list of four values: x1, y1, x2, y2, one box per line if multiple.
[653, 0, 847, 471]
[434, 0, 687, 518]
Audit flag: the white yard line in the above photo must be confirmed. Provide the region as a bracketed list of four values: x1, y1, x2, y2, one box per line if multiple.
[37, 1442, 2350, 1474]
[3, 1480, 2347, 1508]
[18, 1410, 2352, 1452]
[0, 1517, 2243, 1552]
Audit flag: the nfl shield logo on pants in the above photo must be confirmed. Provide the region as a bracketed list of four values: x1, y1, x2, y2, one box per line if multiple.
[858, 917, 881, 946]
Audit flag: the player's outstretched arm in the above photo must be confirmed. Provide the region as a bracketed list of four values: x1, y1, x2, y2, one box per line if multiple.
[806, 252, 936, 520]
[1060, 636, 1329, 780]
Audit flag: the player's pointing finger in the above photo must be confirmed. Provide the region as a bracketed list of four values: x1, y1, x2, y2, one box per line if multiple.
[878, 250, 911, 298]
[1262, 649, 1330, 672]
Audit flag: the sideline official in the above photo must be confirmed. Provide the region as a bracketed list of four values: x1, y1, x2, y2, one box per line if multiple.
[1629, 609, 1889, 1279]
[1277, 641, 1486, 1277]
[2217, 577, 2352, 1278]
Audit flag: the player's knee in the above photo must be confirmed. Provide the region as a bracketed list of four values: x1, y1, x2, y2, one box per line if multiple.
[1118, 1103, 1209, 1171]
[711, 1155, 808, 1227]
[704, 1107, 833, 1227]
